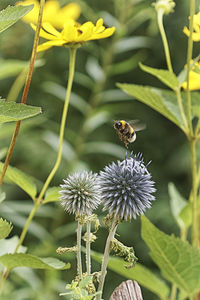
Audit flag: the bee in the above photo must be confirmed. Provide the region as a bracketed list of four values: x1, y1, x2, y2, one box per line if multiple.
[114, 120, 146, 148]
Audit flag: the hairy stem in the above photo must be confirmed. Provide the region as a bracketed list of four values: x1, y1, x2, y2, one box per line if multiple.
[0, 0, 45, 186]
[97, 218, 118, 300]
[86, 221, 91, 275]
[157, 9, 173, 72]
[77, 222, 83, 278]
[37, 47, 77, 201]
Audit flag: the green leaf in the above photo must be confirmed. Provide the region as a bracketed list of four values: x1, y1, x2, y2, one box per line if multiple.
[0, 236, 27, 255]
[79, 275, 93, 288]
[83, 111, 110, 134]
[83, 142, 125, 159]
[0, 59, 27, 80]
[168, 183, 191, 229]
[0, 253, 70, 271]
[0, 99, 41, 124]
[141, 216, 200, 296]
[0, 5, 33, 33]
[91, 250, 169, 300]
[43, 187, 60, 203]
[139, 63, 179, 90]
[117, 83, 184, 129]
[0, 188, 6, 203]
[179, 202, 192, 229]
[0, 218, 12, 239]
[0, 162, 37, 199]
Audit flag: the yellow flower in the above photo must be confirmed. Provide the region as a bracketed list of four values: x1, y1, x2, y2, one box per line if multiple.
[183, 11, 200, 41]
[17, 0, 81, 29]
[182, 61, 200, 91]
[32, 18, 115, 52]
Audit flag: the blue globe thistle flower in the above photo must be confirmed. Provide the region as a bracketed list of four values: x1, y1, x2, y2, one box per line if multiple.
[99, 153, 156, 221]
[59, 171, 101, 216]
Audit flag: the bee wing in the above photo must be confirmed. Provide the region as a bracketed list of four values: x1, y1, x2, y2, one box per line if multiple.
[128, 120, 146, 132]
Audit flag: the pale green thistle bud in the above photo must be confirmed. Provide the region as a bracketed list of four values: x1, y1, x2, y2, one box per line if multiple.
[153, 0, 175, 15]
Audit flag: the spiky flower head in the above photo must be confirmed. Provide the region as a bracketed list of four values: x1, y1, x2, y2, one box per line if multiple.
[99, 153, 156, 221]
[59, 171, 101, 216]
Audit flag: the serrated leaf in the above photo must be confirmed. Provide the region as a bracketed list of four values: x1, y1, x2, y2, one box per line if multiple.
[0, 253, 70, 271]
[117, 83, 184, 129]
[0, 5, 33, 33]
[141, 216, 200, 296]
[0, 99, 41, 124]
[90, 250, 169, 300]
[43, 187, 60, 203]
[168, 183, 190, 229]
[0, 162, 37, 199]
[139, 63, 179, 90]
[0, 218, 12, 239]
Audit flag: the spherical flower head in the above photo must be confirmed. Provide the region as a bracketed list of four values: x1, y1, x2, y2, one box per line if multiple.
[59, 171, 101, 216]
[17, 0, 81, 29]
[153, 0, 175, 15]
[99, 153, 156, 221]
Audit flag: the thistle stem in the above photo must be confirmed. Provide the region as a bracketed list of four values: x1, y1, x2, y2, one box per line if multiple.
[37, 47, 77, 201]
[0, 0, 45, 186]
[97, 218, 118, 300]
[157, 9, 173, 73]
[86, 221, 91, 275]
[186, 0, 195, 135]
[77, 222, 83, 278]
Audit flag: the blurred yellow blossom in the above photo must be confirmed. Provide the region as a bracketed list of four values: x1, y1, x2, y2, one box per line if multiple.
[182, 61, 200, 90]
[18, 0, 81, 29]
[31, 18, 115, 52]
[183, 11, 200, 41]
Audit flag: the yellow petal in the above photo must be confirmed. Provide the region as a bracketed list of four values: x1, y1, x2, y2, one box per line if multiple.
[17, 0, 39, 24]
[88, 27, 115, 41]
[37, 40, 65, 52]
[31, 23, 58, 40]
[42, 22, 61, 37]
[62, 20, 78, 42]
[182, 71, 200, 90]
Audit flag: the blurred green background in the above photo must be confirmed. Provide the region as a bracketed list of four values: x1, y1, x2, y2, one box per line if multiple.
[0, 0, 193, 299]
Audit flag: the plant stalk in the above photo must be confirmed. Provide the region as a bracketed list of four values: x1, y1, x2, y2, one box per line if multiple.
[157, 9, 173, 73]
[86, 221, 91, 275]
[186, 0, 195, 135]
[0, 0, 45, 186]
[37, 47, 77, 201]
[97, 218, 118, 300]
[77, 221, 83, 278]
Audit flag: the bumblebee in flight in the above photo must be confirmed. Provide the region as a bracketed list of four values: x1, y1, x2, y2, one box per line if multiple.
[114, 120, 146, 148]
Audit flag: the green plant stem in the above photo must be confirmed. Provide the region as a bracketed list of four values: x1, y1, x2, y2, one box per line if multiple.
[170, 284, 177, 300]
[77, 221, 83, 278]
[97, 218, 118, 300]
[0, 0, 45, 187]
[37, 47, 77, 201]
[15, 201, 41, 253]
[190, 139, 199, 247]
[175, 88, 189, 136]
[186, 0, 195, 135]
[157, 9, 173, 73]
[86, 221, 91, 275]
[7, 68, 28, 102]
